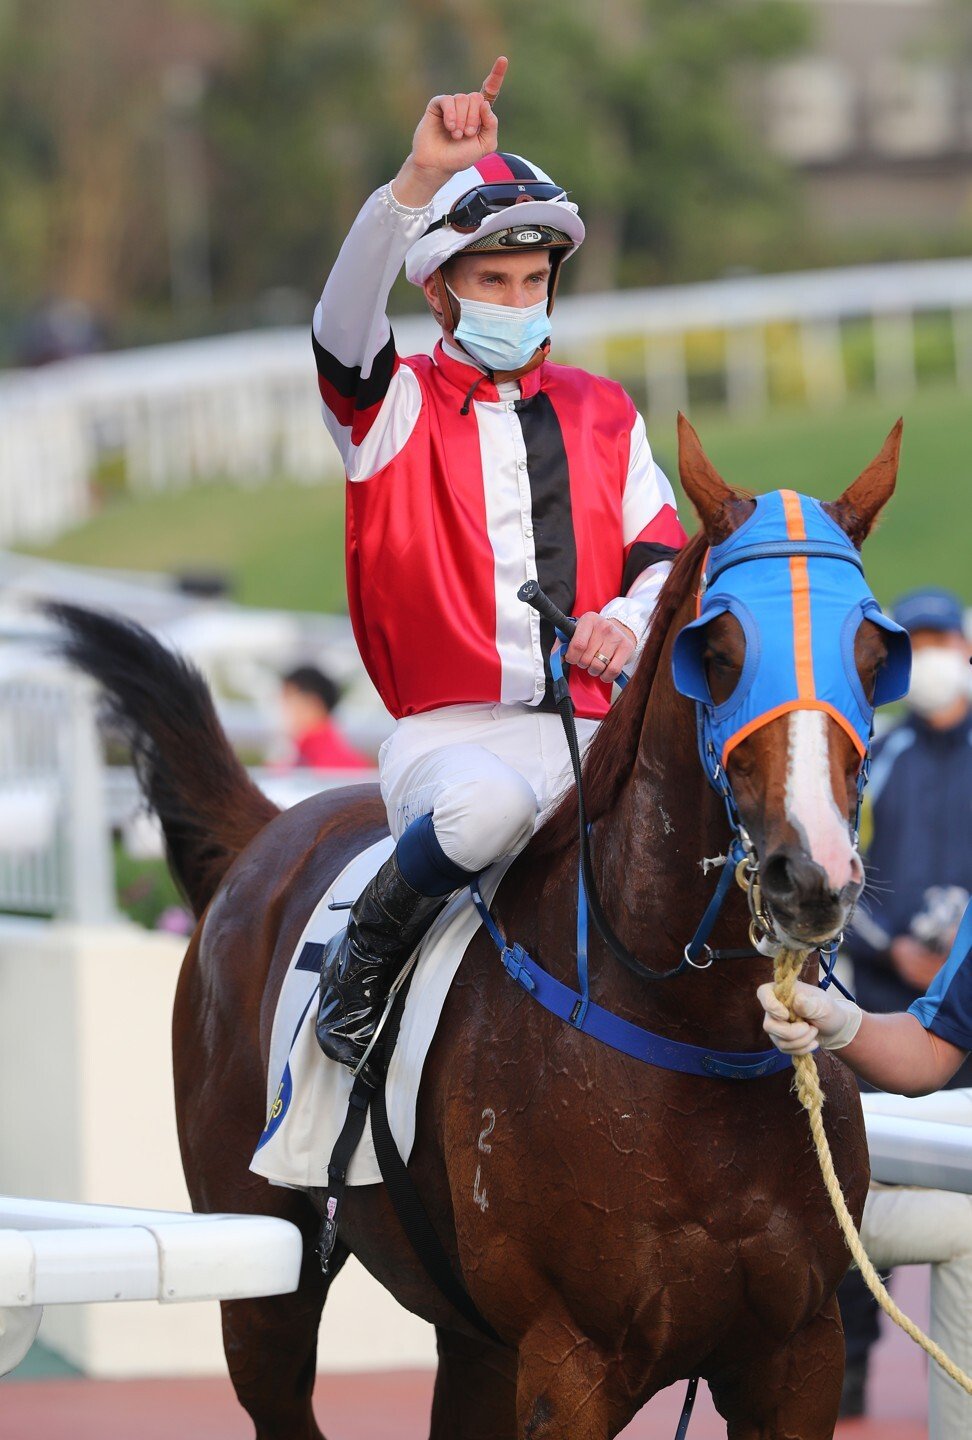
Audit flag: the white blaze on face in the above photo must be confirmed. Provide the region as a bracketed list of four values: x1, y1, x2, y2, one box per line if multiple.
[785, 710, 864, 894]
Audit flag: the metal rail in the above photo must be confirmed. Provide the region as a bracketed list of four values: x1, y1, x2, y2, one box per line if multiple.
[0, 1195, 303, 1377]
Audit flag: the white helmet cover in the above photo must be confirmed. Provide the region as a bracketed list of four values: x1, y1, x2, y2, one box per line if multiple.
[405, 153, 585, 287]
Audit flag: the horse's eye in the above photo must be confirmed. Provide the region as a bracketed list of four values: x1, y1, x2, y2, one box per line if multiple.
[703, 648, 742, 703]
[859, 653, 884, 701]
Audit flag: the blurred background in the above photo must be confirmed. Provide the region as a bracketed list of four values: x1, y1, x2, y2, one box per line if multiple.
[1, 0, 969, 1432]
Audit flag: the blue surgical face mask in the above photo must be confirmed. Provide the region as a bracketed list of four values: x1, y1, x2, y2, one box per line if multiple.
[448, 286, 551, 373]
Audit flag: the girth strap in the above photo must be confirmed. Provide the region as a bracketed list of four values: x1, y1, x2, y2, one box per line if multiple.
[371, 1076, 504, 1345]
[320, 962, 504, 1346]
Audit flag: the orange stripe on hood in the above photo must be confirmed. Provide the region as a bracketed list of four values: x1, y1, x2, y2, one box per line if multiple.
[781, 490, 815, 700]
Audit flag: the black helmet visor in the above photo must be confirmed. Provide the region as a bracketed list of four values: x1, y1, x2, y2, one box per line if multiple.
[424, 182, 568, 236]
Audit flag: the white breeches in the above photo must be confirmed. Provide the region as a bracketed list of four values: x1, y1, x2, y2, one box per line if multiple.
[378, 702, 600, 874]
[860, 1088, 972, 1440]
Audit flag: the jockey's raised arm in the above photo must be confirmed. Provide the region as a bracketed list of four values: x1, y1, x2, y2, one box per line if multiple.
[311, 60, 507, 480]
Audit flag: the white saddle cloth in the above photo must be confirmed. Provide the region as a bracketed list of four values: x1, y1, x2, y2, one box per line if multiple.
[249, 839, 508, 1189]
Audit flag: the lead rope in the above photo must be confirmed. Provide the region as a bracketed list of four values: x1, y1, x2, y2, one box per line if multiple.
[772, 945, 972, 1397]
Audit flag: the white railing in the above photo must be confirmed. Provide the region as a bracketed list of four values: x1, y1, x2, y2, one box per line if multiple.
[0, 674, 115, 923]
[864, 1111, 972, 1194]
[0, 666, 379, 921]
[4, 254, 972, 545]
[3, 1121, 972, 1379]
[0, 1196, 302, 1377]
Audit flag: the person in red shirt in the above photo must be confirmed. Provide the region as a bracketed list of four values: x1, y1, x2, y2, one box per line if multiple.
[280, 667, 371, 771]
[314, 57, 686, 1069]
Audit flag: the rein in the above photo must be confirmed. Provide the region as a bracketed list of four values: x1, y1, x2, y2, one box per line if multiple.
[518, 580, 861, 997]
[520, 580, 768, 978]
[468, 580, 861, 1079]
[467, 582, 794, 1084]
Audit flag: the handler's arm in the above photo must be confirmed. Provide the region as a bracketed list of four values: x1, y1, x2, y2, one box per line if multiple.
[835, 1011, 964, 1096]
[757, 980, 967, 1096]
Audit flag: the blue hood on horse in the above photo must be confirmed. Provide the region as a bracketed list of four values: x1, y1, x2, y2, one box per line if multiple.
[672, 489, 912, 768]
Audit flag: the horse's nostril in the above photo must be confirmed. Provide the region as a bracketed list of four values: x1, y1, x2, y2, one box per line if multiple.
[762, 847, 837, 908]
[762, 851, 798, 900]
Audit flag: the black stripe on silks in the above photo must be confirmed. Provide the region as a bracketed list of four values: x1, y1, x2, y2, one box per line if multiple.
[621, 541, 682, 595]
[312, 329, 398, 410]
[516, 391, 576, 708]
[499, 152, 538, 181]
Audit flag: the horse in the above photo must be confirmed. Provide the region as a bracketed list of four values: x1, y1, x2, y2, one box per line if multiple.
[51, 414, 905, 1440]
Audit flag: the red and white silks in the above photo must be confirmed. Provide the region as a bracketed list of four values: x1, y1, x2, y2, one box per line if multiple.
[313, 180, 686, 871]
[313, 183, 687, 723]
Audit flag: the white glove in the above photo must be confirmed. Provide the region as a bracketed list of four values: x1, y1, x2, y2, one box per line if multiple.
[757, 980, 863, 1056]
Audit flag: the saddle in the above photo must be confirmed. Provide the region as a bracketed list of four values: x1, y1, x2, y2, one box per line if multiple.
[250, 840, 510, 1190]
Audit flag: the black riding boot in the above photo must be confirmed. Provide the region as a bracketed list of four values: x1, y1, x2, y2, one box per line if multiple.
[315, 851, 448, 1070]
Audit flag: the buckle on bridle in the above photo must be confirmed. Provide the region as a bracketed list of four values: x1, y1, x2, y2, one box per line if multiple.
[684, 942, 714, 971]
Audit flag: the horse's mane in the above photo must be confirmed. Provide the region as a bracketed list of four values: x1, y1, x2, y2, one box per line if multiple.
[531, 530, 708, 858]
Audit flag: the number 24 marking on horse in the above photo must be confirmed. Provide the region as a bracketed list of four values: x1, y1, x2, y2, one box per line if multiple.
[473, 1108, 496, 1212]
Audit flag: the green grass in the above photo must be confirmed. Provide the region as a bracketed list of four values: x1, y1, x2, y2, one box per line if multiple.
[19, 385, 972, 612]
[23, 479, 349, 614]
[650, 387, 972, 607]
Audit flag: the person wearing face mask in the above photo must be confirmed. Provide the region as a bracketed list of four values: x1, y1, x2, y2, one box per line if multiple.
[844, 586, 972, 1029]
[767, 584, 972, 1424]
[309, 56, 685, 1069]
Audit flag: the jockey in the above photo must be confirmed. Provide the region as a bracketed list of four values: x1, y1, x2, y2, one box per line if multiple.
[313, 56, 687, 1070]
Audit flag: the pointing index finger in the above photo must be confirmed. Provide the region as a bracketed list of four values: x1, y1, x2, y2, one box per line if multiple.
[481, 55, 508, 106]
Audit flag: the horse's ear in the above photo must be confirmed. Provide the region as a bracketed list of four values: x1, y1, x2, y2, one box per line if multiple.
[676, 413, 754, 544]
[823, 418, 903, 549]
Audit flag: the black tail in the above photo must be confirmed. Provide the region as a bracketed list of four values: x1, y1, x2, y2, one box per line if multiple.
[46, 603, 280, 917]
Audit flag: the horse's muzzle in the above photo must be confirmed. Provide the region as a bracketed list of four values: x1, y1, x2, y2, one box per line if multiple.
[759, 844, 863, 945]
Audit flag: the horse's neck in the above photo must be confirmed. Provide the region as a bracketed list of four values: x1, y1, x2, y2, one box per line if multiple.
[607, 672, 725, 942]
[593, 638, 762, 1039]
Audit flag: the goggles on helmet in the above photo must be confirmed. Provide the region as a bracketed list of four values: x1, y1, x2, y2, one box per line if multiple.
[424, 181, 568, 235]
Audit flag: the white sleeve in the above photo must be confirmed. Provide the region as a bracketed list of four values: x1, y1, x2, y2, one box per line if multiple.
[312, 184, 427, 481]
[600, 412, 685, 651]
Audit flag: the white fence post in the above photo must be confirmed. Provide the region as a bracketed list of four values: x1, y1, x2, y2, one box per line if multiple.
[61, 676, 116, 925]
[725, 326, 769, 416]
[0, 677, 116, 923]
[800, 317, 847, 407]
[873, 310, 917, 399]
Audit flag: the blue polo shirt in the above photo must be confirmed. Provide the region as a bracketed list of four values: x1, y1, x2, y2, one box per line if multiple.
[909, 901, 972, 1053]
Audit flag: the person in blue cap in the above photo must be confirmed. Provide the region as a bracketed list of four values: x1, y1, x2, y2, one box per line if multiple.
[757, 584, 972, 1424]
[846, 587, 972, 1029]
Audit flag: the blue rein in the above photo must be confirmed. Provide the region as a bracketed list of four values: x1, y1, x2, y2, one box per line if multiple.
[470, 601, 794, 1083]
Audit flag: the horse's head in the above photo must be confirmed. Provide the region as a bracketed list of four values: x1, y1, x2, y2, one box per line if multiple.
[671, 415, 911, 950]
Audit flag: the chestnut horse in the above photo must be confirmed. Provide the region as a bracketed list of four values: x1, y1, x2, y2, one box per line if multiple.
[53, 417, 904, 1439]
